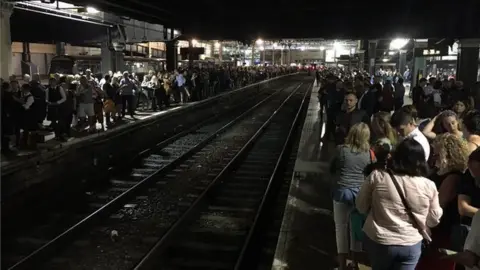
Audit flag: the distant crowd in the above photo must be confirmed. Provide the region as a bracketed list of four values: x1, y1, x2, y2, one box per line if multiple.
[0, 66, 296, 155]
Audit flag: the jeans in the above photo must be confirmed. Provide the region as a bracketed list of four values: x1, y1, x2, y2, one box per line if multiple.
[333, 200, 362, 254]
[364, 236, 422, 270]
[121, 95, 135, 117]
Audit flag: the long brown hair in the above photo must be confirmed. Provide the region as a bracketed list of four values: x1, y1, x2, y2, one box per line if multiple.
[372, 111, 397, 145]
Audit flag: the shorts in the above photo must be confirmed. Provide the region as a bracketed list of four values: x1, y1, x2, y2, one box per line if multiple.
[77, 103, 95, 118]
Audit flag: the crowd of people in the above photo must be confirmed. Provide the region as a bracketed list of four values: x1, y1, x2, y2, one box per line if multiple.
[0, 65, 295, 155]
[317, 68, 480, 270]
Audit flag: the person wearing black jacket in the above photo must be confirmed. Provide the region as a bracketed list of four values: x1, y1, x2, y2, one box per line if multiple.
[335, 92, 370, 145]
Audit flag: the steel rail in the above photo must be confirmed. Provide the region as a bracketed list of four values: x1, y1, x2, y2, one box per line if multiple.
[7, 81, 300, 270]
[133, 82, 304, 270]
[234, 82, 312, 270]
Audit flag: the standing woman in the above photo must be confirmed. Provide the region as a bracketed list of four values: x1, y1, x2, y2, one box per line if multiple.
[330, 123, 374, 270]
[370, 112, 397, 166]
[416, 133, 469, 270]
[356, 138, 443, 270]
[163, 73, 172, 107]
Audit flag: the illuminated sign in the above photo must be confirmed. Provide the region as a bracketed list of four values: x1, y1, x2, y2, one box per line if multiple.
[414, 45, 448, 57]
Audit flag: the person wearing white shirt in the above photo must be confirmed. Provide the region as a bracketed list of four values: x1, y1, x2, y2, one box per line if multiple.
[391, 110, 430, 160]
[446, 211, 480, 269]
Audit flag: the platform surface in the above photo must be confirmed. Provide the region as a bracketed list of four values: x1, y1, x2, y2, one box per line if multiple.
[272, 84, 337, 270]
[0, 104, 186, 169]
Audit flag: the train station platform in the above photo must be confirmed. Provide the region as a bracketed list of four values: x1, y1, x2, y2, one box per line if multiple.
[271, 84, 372, 270]
[1, 106, 184, 170]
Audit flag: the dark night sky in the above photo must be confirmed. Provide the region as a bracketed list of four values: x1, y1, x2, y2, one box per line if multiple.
[10, 0, 480, 42]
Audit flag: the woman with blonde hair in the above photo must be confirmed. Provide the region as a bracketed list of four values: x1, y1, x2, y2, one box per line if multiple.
[415, 133, 469, 270]
[422, 110, 463, 140]
[330, 122, 374, 270]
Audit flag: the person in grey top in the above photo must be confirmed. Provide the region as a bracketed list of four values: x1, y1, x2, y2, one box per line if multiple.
[329, 122, 374, 270]
[76, 76, 95, 132]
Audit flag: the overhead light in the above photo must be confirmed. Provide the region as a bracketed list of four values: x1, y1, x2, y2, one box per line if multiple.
[256, 39, 264, 45]
[390, 38, 409, 50]
[300, 46, 305, 51]
[382, 58, 389, 62]
[319, 46, 325, 51]
[192, 39, 198, 46]
[214, 41, 221, 48]
[333, 41, 342, 51]
[86, 7, 99, 14]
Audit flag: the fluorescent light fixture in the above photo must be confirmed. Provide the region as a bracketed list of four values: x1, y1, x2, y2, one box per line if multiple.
[86, 7, 99, 14]
[390, 38, 409, 50]
[382, 58, 389, 62]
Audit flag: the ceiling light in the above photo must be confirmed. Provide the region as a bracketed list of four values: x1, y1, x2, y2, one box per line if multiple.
[86, 7, 99, 14]
[319, 46, 325, 51]
[256, 39, 264, 45]
[382, 58, 389, 62]
[390, 38, 409, 50]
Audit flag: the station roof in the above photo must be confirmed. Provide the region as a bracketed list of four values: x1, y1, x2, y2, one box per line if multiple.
[25, 0, 480, 40]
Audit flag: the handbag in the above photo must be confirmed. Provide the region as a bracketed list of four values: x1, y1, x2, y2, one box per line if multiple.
[387, 170, 432, 254]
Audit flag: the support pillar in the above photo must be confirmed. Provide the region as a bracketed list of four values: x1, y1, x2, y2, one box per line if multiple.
[101, 42, 125, 74]
[218, 42, 223, 61]
[368, 40, 377, 75]
[21, 42, 31, 76]
[188, 39, 193, 68]
[456, 39, 480, 89]
[399, 49, 407, 74]
[412, 39, 428, 87]
[166, 41, 177, 72]
[251, 43, 255, 66]
[280, 49, 284, 65]
[412, 56, 426, 87]
[101, 42, 113, 74]
[0, 3, 13, 79]
[56, 42, 66, 56]
[288, 47, 291, 65]
[272, 49, 275, 65]
[357, 51, 365, 71]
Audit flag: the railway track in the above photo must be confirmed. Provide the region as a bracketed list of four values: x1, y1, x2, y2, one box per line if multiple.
[2, 77, 290, 268]
[4, 76, 310, 270]
[133, 80, 311, 270]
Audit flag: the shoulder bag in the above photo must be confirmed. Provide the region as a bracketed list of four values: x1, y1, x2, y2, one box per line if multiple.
[387, 170, 432, 255]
